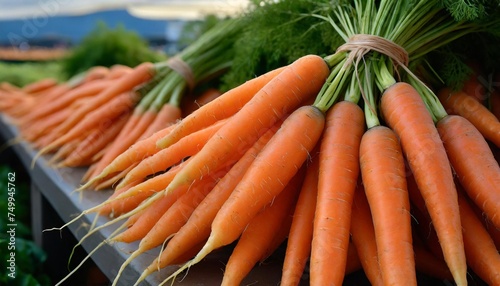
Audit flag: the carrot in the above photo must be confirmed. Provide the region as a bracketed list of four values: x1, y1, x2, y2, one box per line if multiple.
[344, 242, 363, 275]
[111, 172, 223, 286]
[360, 125, 416, 285]
[97, 160, 187, 218]
[412, 234, 453, 281]
[161, 55, 328, 213]
[41, 62, 155, 147]
[81, 111, 143, 182]
[18, 79, 112, 127]
[461, 61, 486, 104]
[0, 82, 21, 93]
[220, 168, 304, 286]
[181, 88, 222, 117]
[490, 87, 500, 120]
[156, 66, 286, 149]
[164, 103, 326, 284]
[28, 83, 72, 107]
[86, 108, 157, 181]
[59, 113, 131, 167]
[437, 115, 500, 229]
[20, 108, 73, 142]
[460, 180, 500, 249]
[457, 190, 500, 285]
[104, 64, 133, 80]
[38, 90, 139, 154]
[122, 165, 224, 244]
[138, 103, 181, 140]
[79, 123, 179, 189]
[381, 82, 466, 286]
[281, 154, 319, 286]
[407, 174, 447, 261]
[259, 202, 294, 264]
[350, 183, 383, 286]
[310, 100, 365, 286]
[438, 87, 500, 147]
[138, 120, 281, 281]
[117, 117, 227, 189]
[411, 204, 446, 264]
[49, 140, 81, 166]
[91, 165, 134, 191]
[22, 78, 58, 95]
[114, 185, 192, 243]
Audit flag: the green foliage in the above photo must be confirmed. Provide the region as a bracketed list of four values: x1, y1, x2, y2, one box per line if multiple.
[61, 22, 167, 79]
[441, 0, 487, 21]
[220, 0, 342, 91]
[0, 61, 62, 88]
[177, 14, 224, 49]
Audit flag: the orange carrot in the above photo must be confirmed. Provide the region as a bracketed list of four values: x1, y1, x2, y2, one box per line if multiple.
[181, 88, 222, 117]
[43, 62, 155, 145]
[29, 83, 72, 108]
[345, 242, 363, 275]
[220, 169, 304, 286]
[156, 66, 286, 149]
[113, 175, 210, 244]
[111, 168, 226, 286]
[139, 120, 281, 281]
[259, 202, 294, 264]
[80, 66, 110, 83]
[411, 202, 445, 263]
[0, 82, 21, 93]
[350, 183, 383, 286]
[381, 82, 466, 286]
[18, 79, 112, 126]
[490, 87, 500, 120]
[104, 64, 133, 80]
[22, 78, 58, 95]
[461, 61, 486, 104]
[39, 90, 138, 159]
[457, 191, 500, 285]
[80, 123, 179, 189]
[161, 55, 328, 216]
[21, 108, 73, 142]
[40, 91, 138, 153]
[165, 103, 326, 284]
[96, 161, 186, 217]
[412, 234, 453, 281]
[281, 154, 319, 286]
[117, 117, 227, 189]
[360, 125, 416, 285]
[59, 113, 131, 167]
[438, 88, 500, 147]
[437, 115, 500, 229]
[407, 174, 447, 260]
[86, 108, 157, 180]
[460, 180, 500, 249]
[138, 103, 181, 140]
[310, 100, 365, 286]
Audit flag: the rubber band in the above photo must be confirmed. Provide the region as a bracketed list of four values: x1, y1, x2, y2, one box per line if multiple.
[166, 56, 195, 91]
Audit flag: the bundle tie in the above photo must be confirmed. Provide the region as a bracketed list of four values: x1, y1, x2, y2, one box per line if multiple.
[336, 34, 409, 68]
[166, 56, 195, 91]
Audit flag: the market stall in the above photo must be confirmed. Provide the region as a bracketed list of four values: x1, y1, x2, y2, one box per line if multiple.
[1, 1, 500, 286]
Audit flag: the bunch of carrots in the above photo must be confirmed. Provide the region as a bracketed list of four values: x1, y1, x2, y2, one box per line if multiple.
[1, 1, 500, 286]
[0, 17, 241, 189]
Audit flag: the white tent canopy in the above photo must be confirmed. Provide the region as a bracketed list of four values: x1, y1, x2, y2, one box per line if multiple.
[0, 0, 250, 21]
